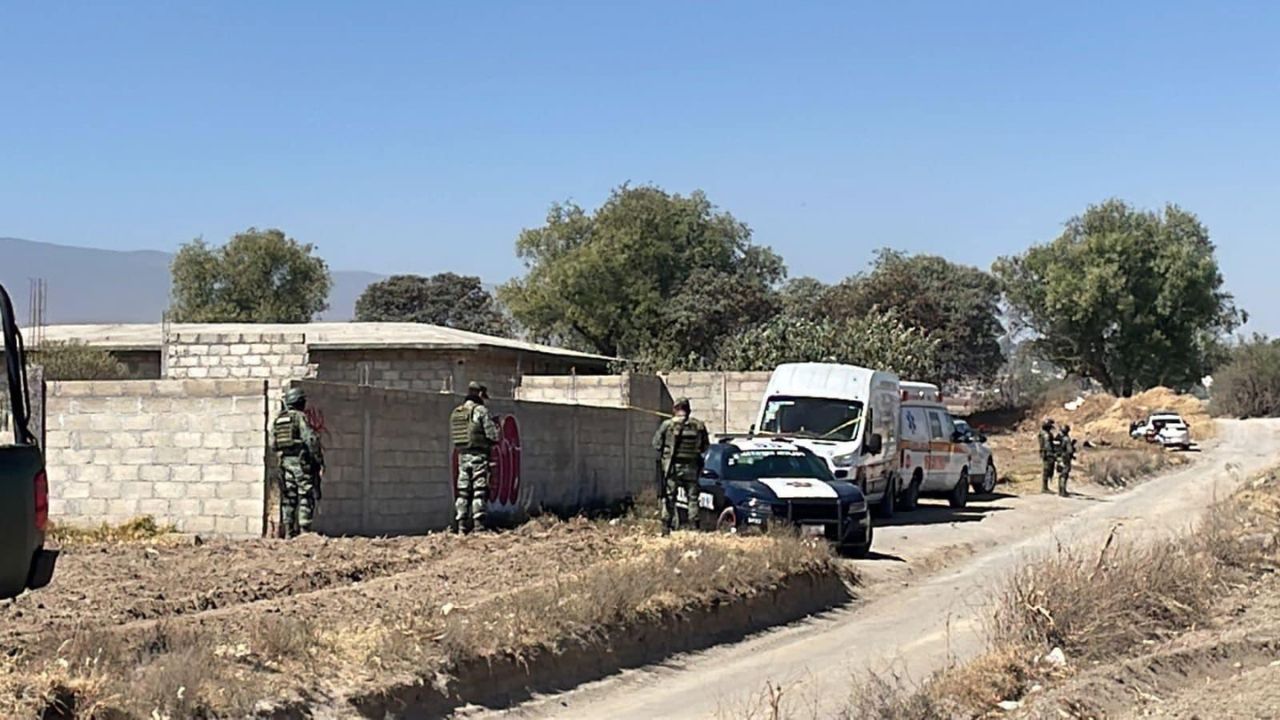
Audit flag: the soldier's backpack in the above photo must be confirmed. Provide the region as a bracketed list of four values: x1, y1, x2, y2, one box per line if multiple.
[273, 410, 302, 453]
[670, 419, 704, 464]
[450, 401, 486, 449]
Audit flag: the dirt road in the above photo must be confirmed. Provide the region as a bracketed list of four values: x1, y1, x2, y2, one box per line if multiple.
[479, 419, 1280, 720]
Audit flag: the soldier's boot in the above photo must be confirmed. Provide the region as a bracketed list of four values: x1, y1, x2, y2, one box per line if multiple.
[281, 505, 298, 539]
[448, 518, 461, 534]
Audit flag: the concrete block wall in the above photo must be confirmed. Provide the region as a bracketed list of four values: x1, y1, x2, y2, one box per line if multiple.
[44, 379, 269, 537]
[312, 348, 587, 399]
[515, 371, 770, 435]
[298, 380, 652, 536]
[166, 332, 315, 399]
[661, 371, 772, 434]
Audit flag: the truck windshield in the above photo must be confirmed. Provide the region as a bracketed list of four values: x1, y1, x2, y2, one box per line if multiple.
[760, 397, 864, 440]
[724, 449, 833, 481]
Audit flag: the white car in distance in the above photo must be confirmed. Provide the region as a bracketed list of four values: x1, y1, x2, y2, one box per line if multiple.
[1130, 411, 1193, 450]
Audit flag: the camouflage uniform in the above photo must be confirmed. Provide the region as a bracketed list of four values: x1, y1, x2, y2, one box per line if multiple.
[451, 382, 499, 534]
[271, 387, 324, 538]
[651, 399, 710, 533]
[1037, 419, 1058, 493]
[1057, 425, 1075, 497]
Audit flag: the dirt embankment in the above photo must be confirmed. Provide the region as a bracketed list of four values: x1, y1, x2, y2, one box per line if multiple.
[0, 518, 848, 719]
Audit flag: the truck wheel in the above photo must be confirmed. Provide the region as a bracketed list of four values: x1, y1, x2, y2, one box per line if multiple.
[842, 523, 874, 559]
[900, 471, 922, 511]
[875, 475, 895, 518]
[715, 508, 738, 534]
[949, 469, 970, 509]
[975, 460, 997, 495]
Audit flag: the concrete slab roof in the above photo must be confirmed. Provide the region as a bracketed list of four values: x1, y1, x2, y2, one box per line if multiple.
[26, 322, 614, 364]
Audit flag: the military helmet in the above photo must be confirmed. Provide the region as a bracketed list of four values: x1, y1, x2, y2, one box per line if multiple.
[1042, 417, 1055, 428]
[673, 397, 691, 412]
[467, 380, 483, 393]
[284, 387, 306, 408]
[1062, 424, 1072, 433]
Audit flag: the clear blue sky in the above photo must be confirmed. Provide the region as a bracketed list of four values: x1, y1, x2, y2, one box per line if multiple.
[2, 1, 1277, 333]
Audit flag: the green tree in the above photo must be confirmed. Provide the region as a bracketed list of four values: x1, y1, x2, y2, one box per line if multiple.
[994, 200, 1243, 396]
[777, 277, 831, 321]
[30, 342, 130, 380]
[169, 228, 332, 323]
[825, 250, 1005, 381]
[1210, 335, 1280, 418]
[355, 273, 513, 337]
[715, 312, 942, 380]
[500, 185, 785, 361]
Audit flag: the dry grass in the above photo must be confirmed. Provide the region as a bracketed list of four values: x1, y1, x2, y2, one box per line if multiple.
[992, 530, 1216, 663]
[365, 529, 839, 673]
[831, 467, 1280, 720]
[47, 515, 178, 546]
[7, 520, 842, 718]
[1082, 448, 1172, 487]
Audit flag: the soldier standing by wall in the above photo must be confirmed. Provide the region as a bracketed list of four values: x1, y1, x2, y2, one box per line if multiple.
[1037, 417, 1058, 494]
[451, 381, 499, 534]
[651, 398, 710, 535]
[1057, 424, 1076, 497]
[271, 387, 324, 538]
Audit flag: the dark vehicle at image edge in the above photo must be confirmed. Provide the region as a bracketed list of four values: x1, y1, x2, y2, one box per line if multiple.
[695, 437, 873, 558]
[0, 281, 56, 599]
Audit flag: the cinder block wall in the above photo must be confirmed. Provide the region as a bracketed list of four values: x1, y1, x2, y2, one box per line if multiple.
[166, 332, 315, 400]
[44, 379, 269, 537]
[515, 371, 770, 435]
[658, 371, 771, 434]
[312, 348, 588, 399]
[299, 380, 653, 536]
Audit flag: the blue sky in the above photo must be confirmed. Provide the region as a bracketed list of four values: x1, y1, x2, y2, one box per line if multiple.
[2, 1, 1277, 333]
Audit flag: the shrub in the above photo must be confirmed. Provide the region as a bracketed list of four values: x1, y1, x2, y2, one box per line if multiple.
[1211, 334, 1280, 418]
[29, 341, 130, 381]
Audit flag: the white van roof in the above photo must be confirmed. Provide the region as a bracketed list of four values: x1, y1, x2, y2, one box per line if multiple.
[900, 380, 942, 404]
[765, 362, 898, 402]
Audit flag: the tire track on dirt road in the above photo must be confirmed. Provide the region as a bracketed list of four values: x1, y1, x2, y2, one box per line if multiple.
[471, 419, 1280, 720]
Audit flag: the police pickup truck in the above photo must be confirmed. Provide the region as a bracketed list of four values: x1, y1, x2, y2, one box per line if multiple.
[697, 436, 874, 557]
[0, 282, 55, 599]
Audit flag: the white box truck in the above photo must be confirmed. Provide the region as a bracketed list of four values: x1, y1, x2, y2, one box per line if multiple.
[754, 363, 904, 516]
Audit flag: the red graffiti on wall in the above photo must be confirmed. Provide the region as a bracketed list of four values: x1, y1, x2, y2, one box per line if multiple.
[450, 414, 522, 508]
[304, 406, 331, 439]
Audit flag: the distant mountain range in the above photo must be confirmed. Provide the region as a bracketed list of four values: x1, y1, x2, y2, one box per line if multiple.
[0, 237, 384, 324]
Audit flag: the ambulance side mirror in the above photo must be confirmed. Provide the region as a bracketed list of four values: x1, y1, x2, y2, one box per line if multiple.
[864, 433, 883, 456]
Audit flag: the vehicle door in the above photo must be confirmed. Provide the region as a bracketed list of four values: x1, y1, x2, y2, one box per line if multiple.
[899, 405, 930, 487]
[925, 409, 958, 490]
[939, 412, 969, 482]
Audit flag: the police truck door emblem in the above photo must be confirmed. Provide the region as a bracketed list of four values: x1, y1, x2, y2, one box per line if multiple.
[785, 480, 811, 487]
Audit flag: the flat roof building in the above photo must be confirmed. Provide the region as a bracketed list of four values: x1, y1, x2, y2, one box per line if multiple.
[29, 322, 613, 397]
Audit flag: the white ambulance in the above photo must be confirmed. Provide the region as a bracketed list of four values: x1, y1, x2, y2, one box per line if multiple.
[754, 363, 904, 516]
[898, 381, 972, 509]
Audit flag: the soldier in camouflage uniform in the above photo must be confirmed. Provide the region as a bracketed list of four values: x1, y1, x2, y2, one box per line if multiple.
[1037, 417, 1058, 494]
[651, 398, 710, 534]
[271, 387, 324, 538]
[451, 381, 499, 534]
[1057, 424, 1076, 497]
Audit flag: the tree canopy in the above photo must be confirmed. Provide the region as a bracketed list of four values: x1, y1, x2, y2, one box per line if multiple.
[994, 200, 1243, 396]
[824, 250, 1005, 381]
[30, 341, 130, 380]
[500, 185, 785, 362]
[714, 312, 941, 380]
[169, 228, 332, 323]
[355, 273, 512, 337]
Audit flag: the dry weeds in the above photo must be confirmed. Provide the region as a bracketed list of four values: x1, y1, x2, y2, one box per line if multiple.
[6, 519, 842, 719]
[47, 515, 178, 546]
[831, 466, 1280, 720]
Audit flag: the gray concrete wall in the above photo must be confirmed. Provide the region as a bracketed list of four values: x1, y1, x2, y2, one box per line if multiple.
[44, 379, 269, 537]
[298, 380, 655, 536]
[515, 371, 770, 435]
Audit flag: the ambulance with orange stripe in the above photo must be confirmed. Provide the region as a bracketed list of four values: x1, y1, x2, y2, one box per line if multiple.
[897, 381, 971, 510]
